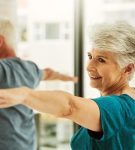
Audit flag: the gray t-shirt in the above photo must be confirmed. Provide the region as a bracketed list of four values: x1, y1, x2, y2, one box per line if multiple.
[0, 57, 43, 150]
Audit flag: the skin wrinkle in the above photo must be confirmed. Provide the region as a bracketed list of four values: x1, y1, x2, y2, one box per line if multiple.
[61, 96, 76, 117]
[101, 71, 127, 96]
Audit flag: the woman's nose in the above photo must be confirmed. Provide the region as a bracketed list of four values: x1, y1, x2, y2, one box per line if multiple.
[86, 60, 96, 71]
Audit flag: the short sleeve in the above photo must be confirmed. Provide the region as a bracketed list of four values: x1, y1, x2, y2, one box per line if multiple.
[0, 57, 43, 88]
[91, 96, 124, 141]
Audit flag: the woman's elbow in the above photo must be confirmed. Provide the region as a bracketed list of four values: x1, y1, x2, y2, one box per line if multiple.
[52, 92, 73, 118]
[57, 94, 76, 118]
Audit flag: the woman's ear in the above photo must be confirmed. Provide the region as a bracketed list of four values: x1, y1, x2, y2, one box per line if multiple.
[124, 63, 135, 75]
[0, 35, 4, 48]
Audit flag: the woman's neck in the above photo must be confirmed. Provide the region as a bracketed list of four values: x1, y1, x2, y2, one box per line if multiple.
[100, 82, 129, 96]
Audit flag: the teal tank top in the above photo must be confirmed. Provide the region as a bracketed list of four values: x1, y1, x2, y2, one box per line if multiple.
[71, 94, 135, 150]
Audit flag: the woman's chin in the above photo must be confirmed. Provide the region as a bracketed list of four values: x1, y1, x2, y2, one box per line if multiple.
[89, 82, 101, 89]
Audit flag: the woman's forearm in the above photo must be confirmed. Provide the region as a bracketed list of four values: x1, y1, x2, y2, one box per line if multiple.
[23, 89, 73, 117]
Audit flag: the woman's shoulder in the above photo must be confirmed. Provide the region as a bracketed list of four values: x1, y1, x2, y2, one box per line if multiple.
[92, 94, 135, 102]
[92, 94, 135, 110]
[92, 95, 118, 102]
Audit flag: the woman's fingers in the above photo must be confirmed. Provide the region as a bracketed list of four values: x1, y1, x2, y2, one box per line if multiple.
[0, 91, 15, 108]
[0, 97, 8, 108]
[0, 87, 29, 108]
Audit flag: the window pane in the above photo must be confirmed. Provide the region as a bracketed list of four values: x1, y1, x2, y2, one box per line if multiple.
[17, 0, 74, 150]
[45, 23, 60, 39]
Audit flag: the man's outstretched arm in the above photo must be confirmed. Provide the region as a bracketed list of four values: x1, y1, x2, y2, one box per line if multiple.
[42, 68, 78, 82]
[0, 58, 78, 89]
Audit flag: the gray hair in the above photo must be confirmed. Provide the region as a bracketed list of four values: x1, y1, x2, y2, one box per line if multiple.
[90, 21, 135, 80]
[0, 18, 16, 50]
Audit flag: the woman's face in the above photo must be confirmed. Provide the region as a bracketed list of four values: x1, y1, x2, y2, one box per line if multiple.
[86, 49, 126, 93]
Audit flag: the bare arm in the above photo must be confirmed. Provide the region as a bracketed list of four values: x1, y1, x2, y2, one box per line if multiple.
[0, 87, 101, 131]
[42, 68, 78, 82]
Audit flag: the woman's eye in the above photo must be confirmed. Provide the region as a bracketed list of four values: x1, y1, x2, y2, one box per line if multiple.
[98, 58, 105, 63]
[88, 55, 92, 59]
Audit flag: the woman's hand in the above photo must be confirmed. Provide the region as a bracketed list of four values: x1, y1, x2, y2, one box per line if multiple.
[0, 87, 30, 108]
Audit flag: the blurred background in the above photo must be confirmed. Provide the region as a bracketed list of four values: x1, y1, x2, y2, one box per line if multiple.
[0, 0, 135, 149]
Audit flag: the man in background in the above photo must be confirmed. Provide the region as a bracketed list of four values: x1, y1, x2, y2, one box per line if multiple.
[0, 18, 77, 150]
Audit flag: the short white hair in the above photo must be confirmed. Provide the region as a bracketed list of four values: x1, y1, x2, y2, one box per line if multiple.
[0, 18, 16, 50]
[90, 21, 135, 80]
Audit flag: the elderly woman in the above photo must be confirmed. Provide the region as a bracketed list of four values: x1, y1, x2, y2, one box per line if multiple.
[0, 22, 135, 150]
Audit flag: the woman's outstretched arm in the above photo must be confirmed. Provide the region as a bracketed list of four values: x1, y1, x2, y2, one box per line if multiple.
[0, 87, 101, 131]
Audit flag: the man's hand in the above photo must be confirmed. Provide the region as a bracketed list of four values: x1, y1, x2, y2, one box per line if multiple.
[42, 68, 78, 83]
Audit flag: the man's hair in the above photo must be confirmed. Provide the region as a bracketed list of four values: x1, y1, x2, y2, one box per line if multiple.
[0, 18, 16, 50]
